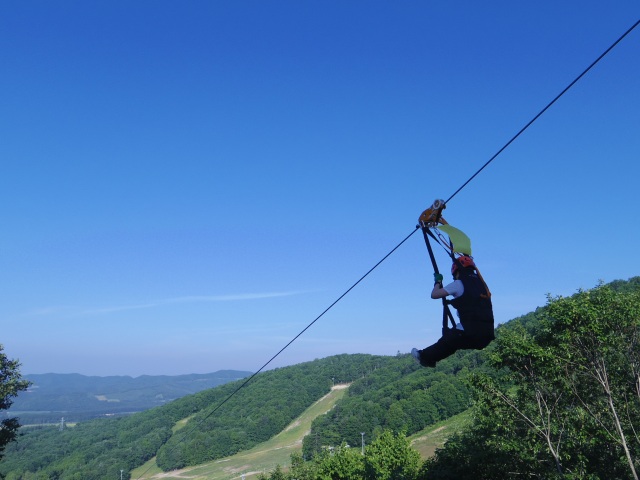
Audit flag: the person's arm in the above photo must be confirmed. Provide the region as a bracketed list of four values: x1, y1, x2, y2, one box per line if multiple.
[431, 282, 449, 299]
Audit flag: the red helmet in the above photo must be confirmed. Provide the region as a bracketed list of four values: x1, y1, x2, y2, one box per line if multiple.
[451, 255, 475, 275]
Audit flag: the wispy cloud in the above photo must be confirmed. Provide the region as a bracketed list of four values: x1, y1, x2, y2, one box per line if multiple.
[26, 291, 311, 317]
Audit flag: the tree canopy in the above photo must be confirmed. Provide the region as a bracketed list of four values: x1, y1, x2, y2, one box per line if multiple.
[260, 430, 421, 480]
[0, 345, 30, 461]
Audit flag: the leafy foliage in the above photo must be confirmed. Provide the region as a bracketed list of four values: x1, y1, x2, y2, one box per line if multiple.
[0, 345, 30, 461]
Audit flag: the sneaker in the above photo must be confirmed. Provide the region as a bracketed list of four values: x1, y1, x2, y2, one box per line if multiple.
[422, 358, 437, 368]
[412, 348, 436, 368]
[411, 348, 421, 363]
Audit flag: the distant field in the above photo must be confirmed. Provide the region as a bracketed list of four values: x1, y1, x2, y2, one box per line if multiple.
[132, 384, 468, 480]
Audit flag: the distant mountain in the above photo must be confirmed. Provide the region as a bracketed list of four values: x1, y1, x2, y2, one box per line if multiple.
[8, 370, 252, 424]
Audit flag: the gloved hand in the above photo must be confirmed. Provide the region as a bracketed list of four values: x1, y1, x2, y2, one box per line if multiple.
[434, 273, 443, 284]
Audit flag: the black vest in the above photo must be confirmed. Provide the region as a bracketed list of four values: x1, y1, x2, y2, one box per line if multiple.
[448, 273, 495, 337]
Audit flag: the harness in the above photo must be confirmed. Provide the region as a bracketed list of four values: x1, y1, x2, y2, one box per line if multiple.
[417, 199, 492, 335]
[448, 274, 494, 324]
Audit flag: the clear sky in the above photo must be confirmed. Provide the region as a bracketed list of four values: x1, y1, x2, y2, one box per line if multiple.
[2, 1, 639, 377]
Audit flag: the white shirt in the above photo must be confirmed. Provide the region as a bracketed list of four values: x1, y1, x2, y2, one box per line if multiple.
[444, 279, 464, 298]
[443, 279, 465, 329]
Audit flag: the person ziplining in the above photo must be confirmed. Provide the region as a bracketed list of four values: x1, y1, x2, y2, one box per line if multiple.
[411, 200, 495, 368]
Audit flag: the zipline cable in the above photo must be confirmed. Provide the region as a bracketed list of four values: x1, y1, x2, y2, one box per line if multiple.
[134, 18, 639, 478]
[445, 17, 640, 206]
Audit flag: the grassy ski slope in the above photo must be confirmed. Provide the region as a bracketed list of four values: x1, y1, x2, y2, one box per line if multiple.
[133, 383, 468, 480]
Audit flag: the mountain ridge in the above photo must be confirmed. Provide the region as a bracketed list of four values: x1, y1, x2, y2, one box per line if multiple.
[9, 370, 252, 424]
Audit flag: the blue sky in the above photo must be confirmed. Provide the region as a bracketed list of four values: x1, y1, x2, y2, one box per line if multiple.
[2, 1, 639, 376]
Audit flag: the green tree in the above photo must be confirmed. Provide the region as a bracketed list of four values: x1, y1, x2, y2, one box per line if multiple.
[286, 452, 319, 480]
[0, 345, 31, 461]
[316, 443, 365, 480]
[363, 430, 420, 480]
[262, 431, 421, 480]
[540, 286, 640, 479]
[258, 464, 287, 480]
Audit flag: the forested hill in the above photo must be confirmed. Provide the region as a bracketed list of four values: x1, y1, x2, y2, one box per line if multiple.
[1, 354, 402, 478]
[1, 350, 481, 478]
[9, 370, 252, 424]
[154, 352, 475, 471]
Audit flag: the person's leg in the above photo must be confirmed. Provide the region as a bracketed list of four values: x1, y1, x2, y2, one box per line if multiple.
[464, 335, 493, 350]
[418, 329, 465, 366]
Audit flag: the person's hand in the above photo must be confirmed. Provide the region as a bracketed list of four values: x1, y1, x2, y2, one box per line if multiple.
[434, 273, 443, 284]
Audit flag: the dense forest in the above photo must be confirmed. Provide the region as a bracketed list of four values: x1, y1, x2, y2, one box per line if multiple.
[2, 278, 639, 479]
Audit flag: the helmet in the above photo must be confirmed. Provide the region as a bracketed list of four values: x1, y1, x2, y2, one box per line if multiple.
[451, 255, 475, 275]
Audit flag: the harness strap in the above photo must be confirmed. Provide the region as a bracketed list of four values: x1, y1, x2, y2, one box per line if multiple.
[421, 227, 457, 333]
[475, 266, 492, 298]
